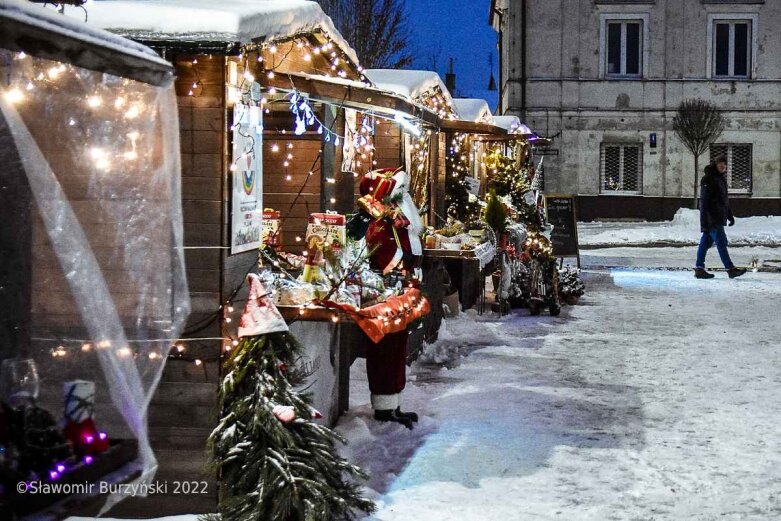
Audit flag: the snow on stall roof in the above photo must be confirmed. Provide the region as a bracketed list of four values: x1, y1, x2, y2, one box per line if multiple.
[492, 115, 532, 134]
[0, 0, 170, 69]
[61, 0, 358, 64]
[364, 69, 454, 106]
[452, 98, 493, 123]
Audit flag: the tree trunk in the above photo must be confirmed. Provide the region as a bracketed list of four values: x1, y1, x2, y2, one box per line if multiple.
[692, 153, 699, 209]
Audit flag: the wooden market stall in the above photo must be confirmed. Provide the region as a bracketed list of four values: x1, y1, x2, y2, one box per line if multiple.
[429, 99, 510, 313]
[63, 1, 457, 515]
[1, 0, 187, 517]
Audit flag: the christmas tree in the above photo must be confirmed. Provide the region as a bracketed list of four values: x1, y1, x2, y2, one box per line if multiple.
[208, 275, 374, 521]
[484, 148, 538, 224]
[484, 189, 508, 237]
[445, 133, 481, 224]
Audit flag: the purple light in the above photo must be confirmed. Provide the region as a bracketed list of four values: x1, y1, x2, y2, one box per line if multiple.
[84, 455, 94, 465]
[56, 464, 65, 473]
[98, 432, 107, 441]
[49, 470, 59, 480]
[85, 434, 94, 444]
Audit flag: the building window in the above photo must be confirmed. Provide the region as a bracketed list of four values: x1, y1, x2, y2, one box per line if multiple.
[713, 21, 751, 77]
[708, 14, 757, 79]
[600, 144, 642, 194]
[605, 20, 643, 77]
[710, 144, 752, 193]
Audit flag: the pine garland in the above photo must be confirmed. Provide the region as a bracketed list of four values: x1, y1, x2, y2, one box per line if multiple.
[208, 332, 375, 521]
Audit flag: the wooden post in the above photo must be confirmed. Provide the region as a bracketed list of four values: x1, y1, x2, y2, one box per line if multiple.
[320, 104, 337, 212]
[430, 131, 448, 227]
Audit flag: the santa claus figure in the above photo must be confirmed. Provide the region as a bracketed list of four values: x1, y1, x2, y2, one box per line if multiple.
[353, 168, 424, 429]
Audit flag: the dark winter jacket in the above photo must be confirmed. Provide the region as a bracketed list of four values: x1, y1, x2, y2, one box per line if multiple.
[699, 164, 733, 232]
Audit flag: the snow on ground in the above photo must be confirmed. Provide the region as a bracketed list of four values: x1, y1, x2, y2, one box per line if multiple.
[65, 514, 200, 521]
[580, 209, 781, 247]
[582, 245, 781, 270]
[337, 269, 781, 520]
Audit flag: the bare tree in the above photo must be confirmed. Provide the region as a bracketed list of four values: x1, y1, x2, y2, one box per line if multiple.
[672, 99, 725, 208]
[316, 0, 413, 69]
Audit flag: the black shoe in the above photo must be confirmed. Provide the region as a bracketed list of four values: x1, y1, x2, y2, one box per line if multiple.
[395, 407, 419, 423]
[374, 409, 414, 429]
[728, 267, 747, 279]
[694, 268, 715, 279]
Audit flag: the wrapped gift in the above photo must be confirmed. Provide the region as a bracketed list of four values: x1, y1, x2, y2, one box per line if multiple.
[357, 194, 388, 219]
[359, 169, 397, 201]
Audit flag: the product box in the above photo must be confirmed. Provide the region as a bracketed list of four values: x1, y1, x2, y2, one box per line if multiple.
[261, 209, 281, 248]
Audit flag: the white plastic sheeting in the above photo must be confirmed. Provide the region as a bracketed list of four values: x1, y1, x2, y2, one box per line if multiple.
[0, 46, 188, 511]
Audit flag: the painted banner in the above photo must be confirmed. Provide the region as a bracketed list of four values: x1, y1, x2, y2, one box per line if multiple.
[231, 103, 263, 254]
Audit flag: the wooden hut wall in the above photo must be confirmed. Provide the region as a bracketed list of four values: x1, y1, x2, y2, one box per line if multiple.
[261, 107, 326, 254]
[174, 55, 226, 340]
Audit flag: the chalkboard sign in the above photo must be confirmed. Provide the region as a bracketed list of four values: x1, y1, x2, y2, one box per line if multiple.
[544, 194, 580, 265]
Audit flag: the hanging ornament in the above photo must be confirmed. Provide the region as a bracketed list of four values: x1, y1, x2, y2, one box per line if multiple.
[272, 404, 296, 423]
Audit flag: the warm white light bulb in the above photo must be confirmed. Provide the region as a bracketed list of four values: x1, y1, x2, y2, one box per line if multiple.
[3, 88, 24, 104]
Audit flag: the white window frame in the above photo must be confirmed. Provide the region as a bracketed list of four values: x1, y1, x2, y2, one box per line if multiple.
[600, 143, 643, 195]
[707, 13, 758, 79]
[599, 13, 650, 79]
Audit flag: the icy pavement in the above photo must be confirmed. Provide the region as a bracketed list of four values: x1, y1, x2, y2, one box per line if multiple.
[337, 269, 781, 520]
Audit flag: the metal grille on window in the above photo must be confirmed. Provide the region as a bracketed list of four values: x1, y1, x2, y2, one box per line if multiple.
[710, 143, 752, 193]
[601, 144, 642, 193]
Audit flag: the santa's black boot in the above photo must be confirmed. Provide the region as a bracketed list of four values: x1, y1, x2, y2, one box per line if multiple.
[395, 407, 419, 423]
[374, 409, 414, 430]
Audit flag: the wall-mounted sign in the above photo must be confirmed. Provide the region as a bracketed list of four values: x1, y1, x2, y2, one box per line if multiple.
[231, 103, 263, 255]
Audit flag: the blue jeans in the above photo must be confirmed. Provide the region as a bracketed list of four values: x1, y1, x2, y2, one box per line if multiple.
[696, 226, 734, 269]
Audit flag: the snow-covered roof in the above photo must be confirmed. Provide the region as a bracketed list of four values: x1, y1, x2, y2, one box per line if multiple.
[492, 115, 532, 134]
[1, 0, 171, 70]
[364, 69, 454, 106]
[61, 0, 359, 64]
[452, 98, 493, 124]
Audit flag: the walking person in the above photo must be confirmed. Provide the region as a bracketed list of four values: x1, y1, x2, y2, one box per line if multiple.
[694, 156, 747, 279]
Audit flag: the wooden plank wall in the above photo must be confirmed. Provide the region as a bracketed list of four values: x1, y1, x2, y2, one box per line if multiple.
[262, 109, 325, 255]
[174, 55, 225, 337]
